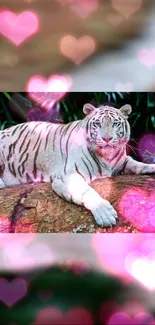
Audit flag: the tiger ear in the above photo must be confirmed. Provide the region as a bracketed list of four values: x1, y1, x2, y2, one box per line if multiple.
[119, 104, 132, 116]
[83, 103, 96, 115]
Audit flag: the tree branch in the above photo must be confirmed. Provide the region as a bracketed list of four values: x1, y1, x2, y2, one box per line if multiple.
[0, 175, 155, 233]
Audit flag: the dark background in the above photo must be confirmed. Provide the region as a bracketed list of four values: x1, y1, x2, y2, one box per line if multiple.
[0, 92, 155, 161]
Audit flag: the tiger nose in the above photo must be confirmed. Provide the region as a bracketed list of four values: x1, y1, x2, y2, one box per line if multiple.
[102, 137, 113, 143]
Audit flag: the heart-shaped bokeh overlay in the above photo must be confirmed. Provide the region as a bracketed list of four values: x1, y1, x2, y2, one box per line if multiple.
[0, 277, 28, 307]
[27, 74, 72, 109]
[0, 10, 39, 45]
[60, 35, 96, 65]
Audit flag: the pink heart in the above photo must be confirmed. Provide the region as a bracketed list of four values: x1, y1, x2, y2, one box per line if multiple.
[60, 35, 96, 65]
[118, 188, 155, 232]
[34, 306, 94, 325]
[138, 49, 155, 69]
[69, 0, 99, 18]
[27, 74, 72, 109]
[126, 251, 155, 290]
[0, 10, 39, 46]
[0, 278, 28, 307]
[108, 311, 154, 325]
[112, 0, 143, 18]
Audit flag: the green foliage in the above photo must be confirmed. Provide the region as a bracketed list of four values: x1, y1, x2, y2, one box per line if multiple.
[0, 92, 155, 133]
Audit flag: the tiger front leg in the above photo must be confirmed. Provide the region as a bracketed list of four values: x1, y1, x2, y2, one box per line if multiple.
[52, 174, 118, 227]
[0, 179, 5, 188]
[123, 156, 155, 175]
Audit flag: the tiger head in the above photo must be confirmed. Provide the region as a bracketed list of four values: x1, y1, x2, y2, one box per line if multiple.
[83, 103, 132, 156]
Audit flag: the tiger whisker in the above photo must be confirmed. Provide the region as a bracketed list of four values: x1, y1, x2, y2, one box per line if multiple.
[126, 143, 138, 156]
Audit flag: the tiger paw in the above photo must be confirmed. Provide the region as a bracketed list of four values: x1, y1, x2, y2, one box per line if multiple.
[91, 199, 118, 228]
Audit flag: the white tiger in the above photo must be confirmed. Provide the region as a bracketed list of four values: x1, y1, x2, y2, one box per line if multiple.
[0, 103, 155, 228]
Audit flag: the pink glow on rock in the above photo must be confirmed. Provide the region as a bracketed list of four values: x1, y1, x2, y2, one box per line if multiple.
[27, 75, 72, 110]
[0, 10, 39, 46]
[118, 187, 155, 232]
[34, 306, 94, 325]
[137, 133, 155, 163]
[0, 214, 11, 233]
[0, 278, 28, 307]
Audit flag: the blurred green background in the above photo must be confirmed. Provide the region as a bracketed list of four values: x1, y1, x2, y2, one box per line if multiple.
[0, 92, 155, 128]
[0, 265, 153, 325]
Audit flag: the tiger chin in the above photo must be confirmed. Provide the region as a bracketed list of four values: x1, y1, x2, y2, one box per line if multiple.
[0, 103, 155, 229]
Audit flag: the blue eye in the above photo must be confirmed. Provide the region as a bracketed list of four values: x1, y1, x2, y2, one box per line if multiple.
[93, 122, 100, 127]
[113, 121, 119, 127]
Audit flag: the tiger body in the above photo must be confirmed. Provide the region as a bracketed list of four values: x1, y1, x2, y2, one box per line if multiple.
[0, 103, 155, 227]
[0, 120, 124, 187]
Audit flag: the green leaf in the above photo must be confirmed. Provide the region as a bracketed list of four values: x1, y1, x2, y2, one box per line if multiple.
[117, 92, 124, 99]
[151, 115, 155, 128]
[147, 94, 155, 107]
[146, 115, 150, 130]
[112, 93, 117, 102]
[0, 121, 8, 130]
[131, 112, 141, 127]
[3, 92, 11, 100]
[61, 100, 69, 113]
[136, 93, 141, 106]
[0, 96, 12, 124]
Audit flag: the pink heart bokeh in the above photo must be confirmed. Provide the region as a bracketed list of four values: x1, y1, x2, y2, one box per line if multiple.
[125, 248, 155, 290]
[0, 10, 39, 46]
[27, 74, 72, 109]
[112, 0, 143, 18]
[138, 49, 155, 69]
[108, 311, 154, 325]
[69, 0, 99, 18]
[0, 278, 28, 307]
[60, 35, 96, 65]
[92, 234, 155, 286]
